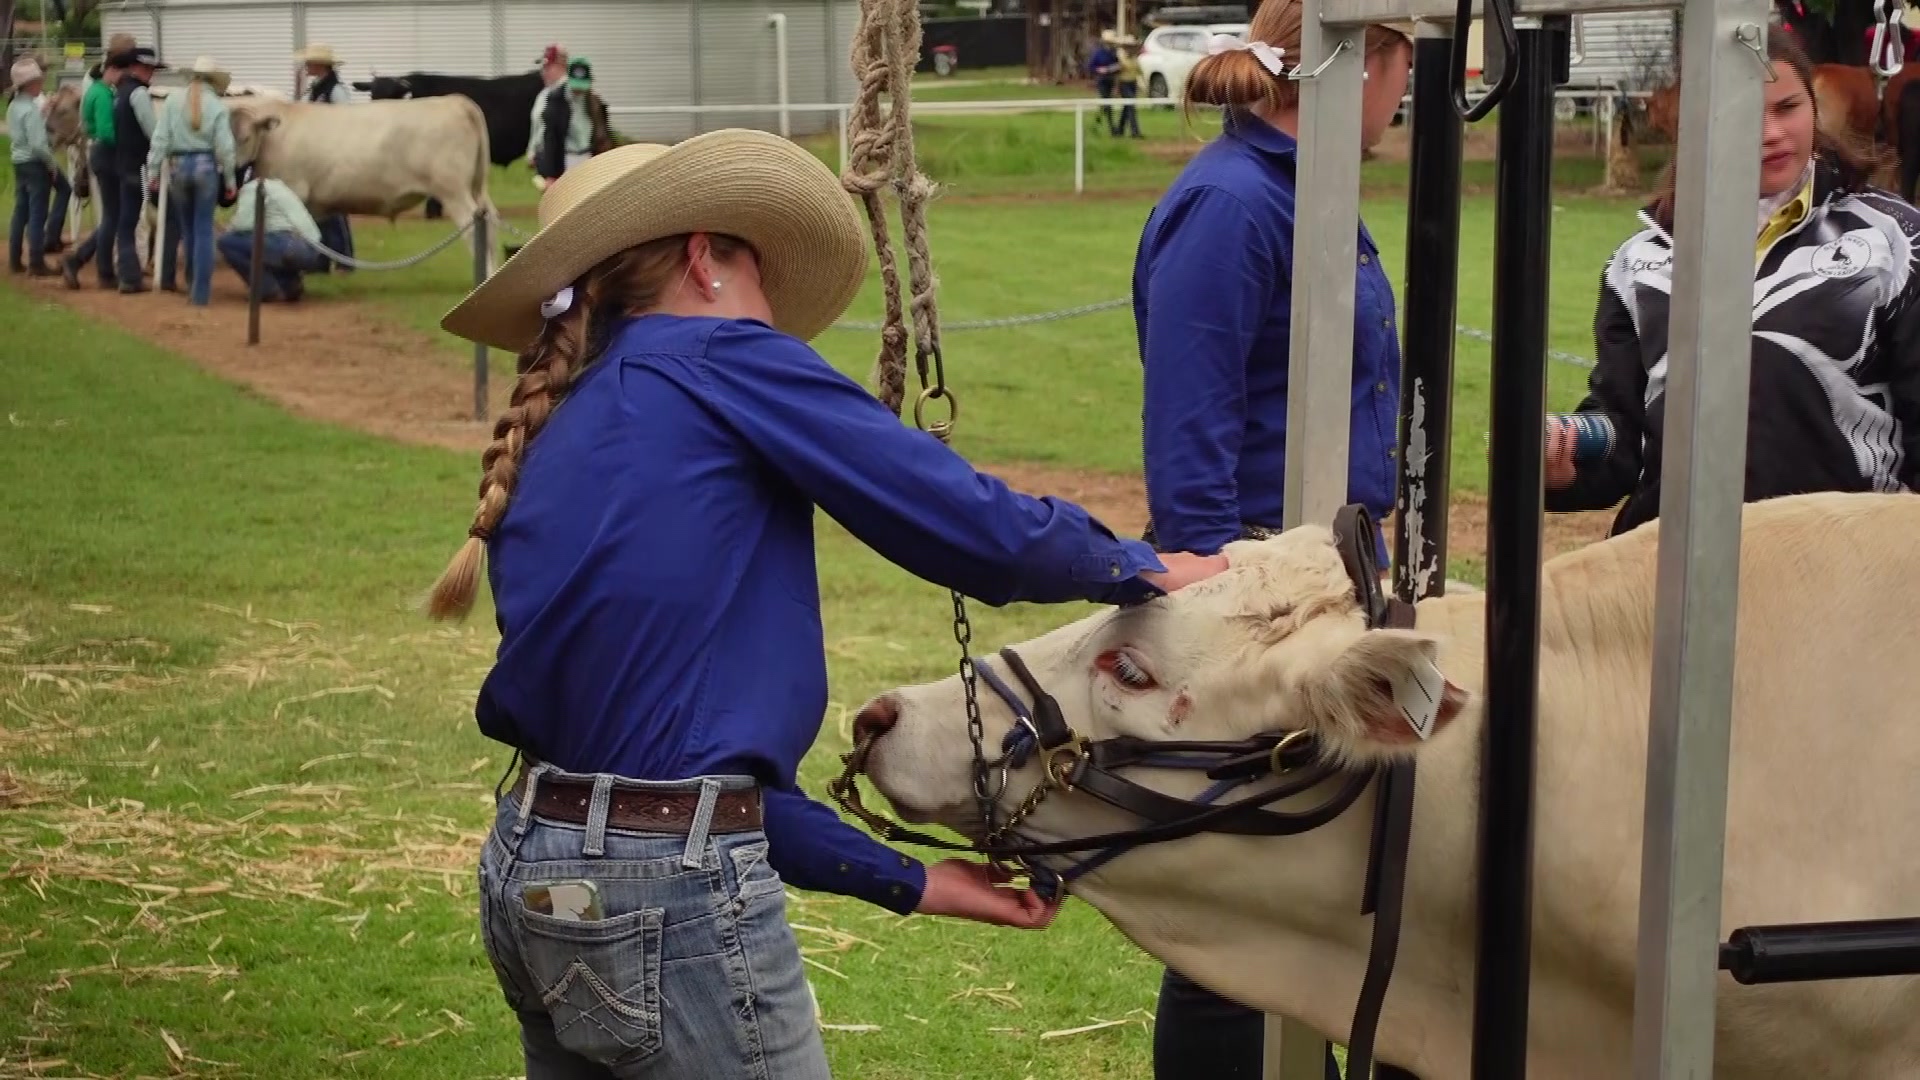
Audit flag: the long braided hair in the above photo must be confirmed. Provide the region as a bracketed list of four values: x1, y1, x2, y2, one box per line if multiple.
[427, 231, 752, 620]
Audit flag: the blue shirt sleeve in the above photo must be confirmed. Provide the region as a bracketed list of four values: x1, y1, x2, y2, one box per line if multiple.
[1138, 185, 1283, 556]
[689, 320, 1168, 607]
[763, 782, 927, 916]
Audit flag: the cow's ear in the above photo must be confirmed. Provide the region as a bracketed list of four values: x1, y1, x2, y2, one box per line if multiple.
[350, 80, 371, 92]
[1296, 628, 1469, 761]
[262, 116, 282, 132]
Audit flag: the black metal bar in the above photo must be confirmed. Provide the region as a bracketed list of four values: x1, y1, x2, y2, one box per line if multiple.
[1472, 17, 1565, 1080]
[1720, 919, 1920, 985]
[1394, 26, 1464, 606]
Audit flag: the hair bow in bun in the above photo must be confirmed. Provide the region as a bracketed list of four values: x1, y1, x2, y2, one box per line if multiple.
[1208, 34, 1289, 77]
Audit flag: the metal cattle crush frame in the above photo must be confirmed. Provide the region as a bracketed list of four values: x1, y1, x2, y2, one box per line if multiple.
[1259, 0, 1920, 1075]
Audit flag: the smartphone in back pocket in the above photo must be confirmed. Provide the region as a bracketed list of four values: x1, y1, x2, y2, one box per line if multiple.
[523, 880, 603, 922]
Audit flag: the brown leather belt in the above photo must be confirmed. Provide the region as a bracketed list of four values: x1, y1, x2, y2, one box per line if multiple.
[511, 764, 763, 836]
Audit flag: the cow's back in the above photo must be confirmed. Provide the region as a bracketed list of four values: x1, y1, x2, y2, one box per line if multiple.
[1531, 491, 1920, 1078]
[246, 96, 490, 218]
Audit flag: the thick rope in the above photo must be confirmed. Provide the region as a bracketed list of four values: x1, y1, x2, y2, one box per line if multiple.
[843, 0, 943, 421]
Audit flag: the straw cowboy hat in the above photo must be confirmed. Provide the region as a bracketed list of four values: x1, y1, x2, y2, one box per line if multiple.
[186, 56, 231, 94]
[441, 129, 867, 353]
[10, 57, 44, 88]
[296, 44, 341, 67]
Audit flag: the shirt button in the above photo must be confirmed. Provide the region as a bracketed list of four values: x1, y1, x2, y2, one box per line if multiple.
[890, 884, 904, 897]
[1381, 317, 1391, 328]
[1376, 380, 1388, 393]
[838, 862, 850, 873]
[1359, 253, 1371, 265]
[1109, 563, 1120, 577]
[899, 855, 913, 868]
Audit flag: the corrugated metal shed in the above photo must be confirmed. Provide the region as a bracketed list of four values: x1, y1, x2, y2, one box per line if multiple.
[99, 0, 857, 136]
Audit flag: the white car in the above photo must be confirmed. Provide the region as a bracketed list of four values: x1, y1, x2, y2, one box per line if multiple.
[1135, 22, 1248, 106]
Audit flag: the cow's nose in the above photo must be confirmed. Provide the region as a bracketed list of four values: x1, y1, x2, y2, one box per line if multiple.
[853, 695, 901, 745]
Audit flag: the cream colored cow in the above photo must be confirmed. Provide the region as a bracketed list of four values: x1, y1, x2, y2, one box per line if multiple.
[859, 490, 1920, 1079]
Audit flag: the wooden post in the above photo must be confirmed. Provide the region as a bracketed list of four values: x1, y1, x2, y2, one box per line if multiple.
[472, 210, 490, 422]
[246, 180, 267, 345]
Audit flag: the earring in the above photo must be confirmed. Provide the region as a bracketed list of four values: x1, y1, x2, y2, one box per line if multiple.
[711, 280, 723, 291]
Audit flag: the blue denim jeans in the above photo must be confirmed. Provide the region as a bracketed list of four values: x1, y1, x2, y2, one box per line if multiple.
[9, 160, 54, 267]
[69, 143, 121, 281]
[478, 766, 832, 1080]
[216, 230, 327, 300]
[166, 152, 221, 305]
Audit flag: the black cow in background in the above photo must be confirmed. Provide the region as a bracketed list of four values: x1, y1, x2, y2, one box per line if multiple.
[352, 70, 546, 218]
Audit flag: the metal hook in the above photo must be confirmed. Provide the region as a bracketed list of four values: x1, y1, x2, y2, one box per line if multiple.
[1455, 0, 1520, 121]
[1287, 37, 1352, 81]
[1735, 23, 1779, 82]
[1871, 9, 1907, 77]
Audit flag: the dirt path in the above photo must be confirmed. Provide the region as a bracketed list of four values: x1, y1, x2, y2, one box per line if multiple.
[14, 274, 1614, 561]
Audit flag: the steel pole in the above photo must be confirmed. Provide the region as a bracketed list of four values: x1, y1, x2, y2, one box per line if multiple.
[1472, 16, 1564, 1080]
[1396, 22, 1466, 603]
[1630, 0, 1767, 1073]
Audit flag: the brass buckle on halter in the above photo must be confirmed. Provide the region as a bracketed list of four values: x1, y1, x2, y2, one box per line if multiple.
[1268, 729, 1313, 776]
[1042, 738, 1088, 790]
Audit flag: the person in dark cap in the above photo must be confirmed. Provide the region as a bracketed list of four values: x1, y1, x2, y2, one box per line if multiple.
[111, 45, 169, 293]
[533, 55, 609, 185]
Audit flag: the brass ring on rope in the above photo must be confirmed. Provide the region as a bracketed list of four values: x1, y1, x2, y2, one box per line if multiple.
[913, 385, 960, 441]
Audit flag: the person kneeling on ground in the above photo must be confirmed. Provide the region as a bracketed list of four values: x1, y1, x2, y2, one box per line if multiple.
[217, 169, 327, 302]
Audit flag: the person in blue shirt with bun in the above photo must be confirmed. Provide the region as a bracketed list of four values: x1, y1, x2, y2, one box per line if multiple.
[431, 131, 1229, 1080]
[1131, 0, 1418, 1075]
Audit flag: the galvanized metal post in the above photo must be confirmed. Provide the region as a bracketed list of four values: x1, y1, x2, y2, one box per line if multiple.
[1472, 16, 1564, 1079]
[1630, 0, 1767, 1073]
[1395, 20, 1465, 603]
[1267, 0, 1367, 1073]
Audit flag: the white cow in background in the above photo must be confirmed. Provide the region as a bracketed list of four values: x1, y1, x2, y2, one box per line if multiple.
[225, 95, 498, 272]
[859, 490, 1920, 1080]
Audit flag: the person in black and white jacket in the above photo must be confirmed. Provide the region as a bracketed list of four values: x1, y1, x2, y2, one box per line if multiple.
[1546, 25, 1920, 535]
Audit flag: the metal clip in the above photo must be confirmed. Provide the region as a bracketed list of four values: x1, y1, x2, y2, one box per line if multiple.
[1870, 0, 1907, 77]
[1735, 23, 1779, 83]
[1287, 37, 1352, 81]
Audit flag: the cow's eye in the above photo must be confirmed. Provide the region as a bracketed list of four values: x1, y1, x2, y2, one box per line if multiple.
[1097, 649, 1157, 690]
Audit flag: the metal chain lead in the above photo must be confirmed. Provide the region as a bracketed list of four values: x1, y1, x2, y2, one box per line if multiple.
[952, 586, 996, 835]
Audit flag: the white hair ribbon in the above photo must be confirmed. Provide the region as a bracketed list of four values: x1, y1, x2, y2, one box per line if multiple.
[540, 286, 575, 320]
[1208, 34, 1289, 77]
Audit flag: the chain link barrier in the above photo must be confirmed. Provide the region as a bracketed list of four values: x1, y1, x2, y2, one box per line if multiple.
[832, 297, 1597, 369]
[306, 217, 480, 272]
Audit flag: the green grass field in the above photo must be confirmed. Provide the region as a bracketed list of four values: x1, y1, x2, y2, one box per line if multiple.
[1, 109, 1653, 1078]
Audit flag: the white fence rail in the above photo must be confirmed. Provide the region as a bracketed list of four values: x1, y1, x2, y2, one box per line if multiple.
[607, 88, 1657, 194]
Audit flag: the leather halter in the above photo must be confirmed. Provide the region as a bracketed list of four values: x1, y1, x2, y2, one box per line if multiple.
[827, 503, 1418, 1078]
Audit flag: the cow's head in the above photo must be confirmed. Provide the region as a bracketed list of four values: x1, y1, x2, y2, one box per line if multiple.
[44, 84, 84, 151]
[859, 525, 1471, 841]
[857, 524, 1476, 1029]
[227, 103, 285, 166]
[353, 75, 413, 99]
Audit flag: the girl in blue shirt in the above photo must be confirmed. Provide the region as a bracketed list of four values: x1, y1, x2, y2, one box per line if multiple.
[1131, 2, 1416, 1076]
[430, 131, 1227, 1079]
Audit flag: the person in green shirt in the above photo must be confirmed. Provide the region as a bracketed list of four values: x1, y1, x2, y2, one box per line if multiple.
[62, 50, 128, 288]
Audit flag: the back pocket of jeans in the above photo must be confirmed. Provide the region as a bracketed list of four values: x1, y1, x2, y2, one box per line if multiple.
[515, 902, 665, 1066]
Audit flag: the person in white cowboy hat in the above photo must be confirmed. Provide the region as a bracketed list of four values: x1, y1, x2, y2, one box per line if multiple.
[8, 57, 64, 275]
[296, 43, 351, 104]
[1127, 1, 1420, 1078]
[293, 43, 355, 270]
[426, 128, 1229, 1078]
[146, 55, 237, 305]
